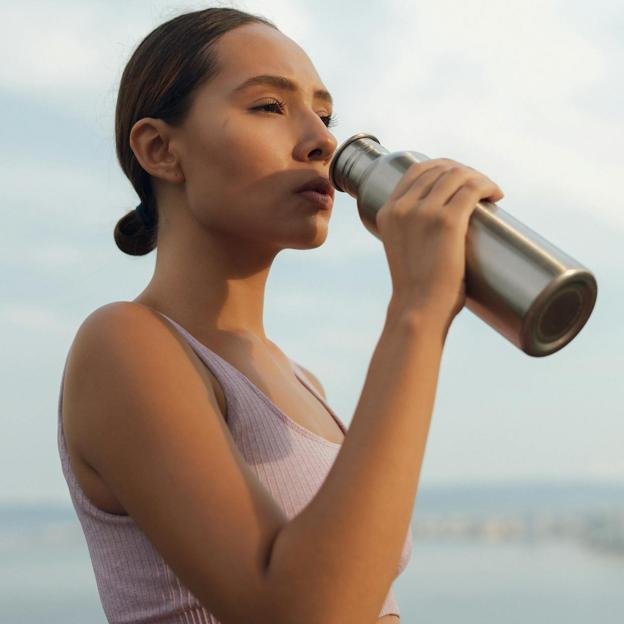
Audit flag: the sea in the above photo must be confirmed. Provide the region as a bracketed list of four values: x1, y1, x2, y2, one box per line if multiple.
[1, 481, 622, 623]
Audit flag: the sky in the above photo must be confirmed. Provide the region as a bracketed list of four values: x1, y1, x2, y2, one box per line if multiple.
[1, 0, 623, 504]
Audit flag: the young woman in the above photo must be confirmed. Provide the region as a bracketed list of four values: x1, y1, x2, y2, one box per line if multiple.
[57, 6, 504, 624]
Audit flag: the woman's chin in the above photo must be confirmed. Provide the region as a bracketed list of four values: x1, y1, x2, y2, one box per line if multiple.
[286, 228, 330, 250]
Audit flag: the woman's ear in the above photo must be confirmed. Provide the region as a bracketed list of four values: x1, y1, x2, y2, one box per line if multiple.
[129, 117, 185, 183]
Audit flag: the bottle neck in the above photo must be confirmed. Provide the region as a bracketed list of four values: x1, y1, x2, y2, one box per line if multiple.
[330, 134, 389, 198]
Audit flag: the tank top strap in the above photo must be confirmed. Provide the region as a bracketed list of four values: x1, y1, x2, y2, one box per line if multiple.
[155, 311, 271, 421]
[155, 311, 236, 375]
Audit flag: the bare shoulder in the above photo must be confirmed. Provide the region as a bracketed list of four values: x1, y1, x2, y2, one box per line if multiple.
[76, 300, 179, 354]
[68, 301, 168, 358]
[68, 300, 222, 408]
[61, 300, 290, 622]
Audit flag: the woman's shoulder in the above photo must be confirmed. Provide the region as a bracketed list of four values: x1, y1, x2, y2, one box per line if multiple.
[80, 300, 161, 327]
[68, 300, 226, 411]
[62, 298, 227, 469]
[62, 300, 165, 426]
[68, 301, 178, 358]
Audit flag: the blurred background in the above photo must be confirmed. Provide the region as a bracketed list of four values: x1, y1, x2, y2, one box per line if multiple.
[1, 0, 623, 621]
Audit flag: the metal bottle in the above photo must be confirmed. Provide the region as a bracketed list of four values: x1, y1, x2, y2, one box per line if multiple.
[329, 132, 598, 357]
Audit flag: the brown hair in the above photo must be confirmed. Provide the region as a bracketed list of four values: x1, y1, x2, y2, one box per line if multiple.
[113, 7, 278, 256]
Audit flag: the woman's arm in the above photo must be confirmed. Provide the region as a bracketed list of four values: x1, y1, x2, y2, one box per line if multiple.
[265, 303, 445, 623]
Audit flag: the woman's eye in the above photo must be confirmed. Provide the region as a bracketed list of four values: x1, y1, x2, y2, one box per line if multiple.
[252, 99, 286, 114]
[321, 114, 338, 129]
[252, 99, 338, 128]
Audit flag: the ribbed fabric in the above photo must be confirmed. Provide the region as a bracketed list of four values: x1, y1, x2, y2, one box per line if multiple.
[57, 310, 413, 623]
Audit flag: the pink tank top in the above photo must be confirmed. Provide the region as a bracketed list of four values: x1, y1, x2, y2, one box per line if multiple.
[57, 310, 413, 622]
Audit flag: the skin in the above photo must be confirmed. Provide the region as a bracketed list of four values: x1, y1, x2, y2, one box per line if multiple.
[131, 22, 337, 352]
[128, 23, 400, 621]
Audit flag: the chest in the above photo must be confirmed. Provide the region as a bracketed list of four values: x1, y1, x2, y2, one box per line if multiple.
[197, 349, 345, 446]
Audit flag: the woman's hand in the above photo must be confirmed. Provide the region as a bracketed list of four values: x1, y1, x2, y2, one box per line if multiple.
[376, 159, 504, 338]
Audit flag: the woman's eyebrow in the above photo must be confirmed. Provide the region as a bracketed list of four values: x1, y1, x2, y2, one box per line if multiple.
[232, 74, 333, 106]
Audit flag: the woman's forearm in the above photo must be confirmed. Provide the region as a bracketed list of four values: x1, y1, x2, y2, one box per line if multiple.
[264, 304, 446, 623]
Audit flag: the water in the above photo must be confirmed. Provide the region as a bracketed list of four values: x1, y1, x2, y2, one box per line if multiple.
[1, 482, 622, 623]
[1, 530, 107, 623]
[395, 538, 623, 622]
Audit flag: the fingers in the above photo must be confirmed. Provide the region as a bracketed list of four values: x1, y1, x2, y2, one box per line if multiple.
[390, 159, 504, 211]
[389, 159, 454, 202]
[484, 186, 505, 203]
[395, 166, 449, 204]
[428, 168, 503, 208]
[443, 184, 490, 232]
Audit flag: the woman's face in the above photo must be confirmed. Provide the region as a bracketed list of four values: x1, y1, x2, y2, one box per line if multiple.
[169, 22, 339, 252]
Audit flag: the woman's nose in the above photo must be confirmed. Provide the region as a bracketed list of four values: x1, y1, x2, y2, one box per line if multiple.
[294, 120, 338, 164]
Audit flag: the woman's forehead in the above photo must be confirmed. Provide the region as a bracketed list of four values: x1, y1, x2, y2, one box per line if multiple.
[215, 23, 323, 87]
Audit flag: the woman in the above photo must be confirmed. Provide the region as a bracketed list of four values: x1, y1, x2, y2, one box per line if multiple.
[57, 6, 504, 624]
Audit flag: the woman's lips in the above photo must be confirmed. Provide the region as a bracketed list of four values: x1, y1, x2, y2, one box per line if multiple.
[296, 189, 333, 210]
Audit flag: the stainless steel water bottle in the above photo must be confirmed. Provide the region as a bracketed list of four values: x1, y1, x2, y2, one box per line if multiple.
[329, 132, 598, 357]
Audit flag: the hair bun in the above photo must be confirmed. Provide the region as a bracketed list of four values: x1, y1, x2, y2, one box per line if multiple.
[114, 208, 157, 255]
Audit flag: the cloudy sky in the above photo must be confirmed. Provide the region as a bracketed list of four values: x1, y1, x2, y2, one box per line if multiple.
[1, 0, 622, 504]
